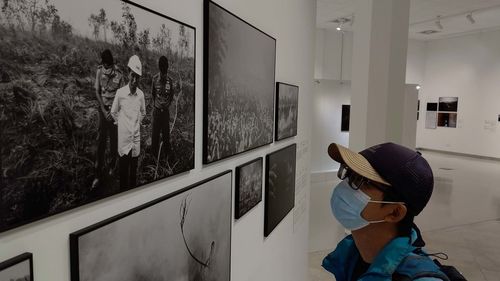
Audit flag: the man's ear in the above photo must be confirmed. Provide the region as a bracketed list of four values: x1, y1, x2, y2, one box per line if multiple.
[384, 204, 407, 223]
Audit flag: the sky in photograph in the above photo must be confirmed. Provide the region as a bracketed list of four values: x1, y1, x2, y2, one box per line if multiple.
[48, 0, 194, 57]
[210, 3, 276, 102]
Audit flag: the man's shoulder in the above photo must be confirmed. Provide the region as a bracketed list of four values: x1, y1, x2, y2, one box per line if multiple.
[116, 85, 129, 95]
[136, 88, 145, 98]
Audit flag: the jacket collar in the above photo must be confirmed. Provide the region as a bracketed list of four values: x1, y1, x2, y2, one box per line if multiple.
[323, 230, 419, 280]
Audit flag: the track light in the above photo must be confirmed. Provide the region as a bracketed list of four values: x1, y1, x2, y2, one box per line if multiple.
[435, 15, 443, 30]
[466, 13, 475, 24]
[336, 24, 342, 31]
[416, 85, 421, 90]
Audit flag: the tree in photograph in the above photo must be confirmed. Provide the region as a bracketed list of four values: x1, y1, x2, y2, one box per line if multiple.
[138, 28, 150, 51]
[1, 0, 27, 31]
[152, 23, 172, 55]
[98, 8, 109, 42]
[88, 13, 100, 41]
[37, 3, 56, 36]
[51, 14, 72, 39]
[110, 3, 137, 48]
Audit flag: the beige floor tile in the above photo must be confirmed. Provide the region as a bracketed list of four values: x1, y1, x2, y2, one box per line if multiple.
[482, 270, 500, 281]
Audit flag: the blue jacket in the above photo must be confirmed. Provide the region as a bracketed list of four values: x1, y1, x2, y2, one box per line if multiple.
[322, 230, 449, 281]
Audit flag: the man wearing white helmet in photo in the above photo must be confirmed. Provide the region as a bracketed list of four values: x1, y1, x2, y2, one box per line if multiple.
[111, 55, 146, 189]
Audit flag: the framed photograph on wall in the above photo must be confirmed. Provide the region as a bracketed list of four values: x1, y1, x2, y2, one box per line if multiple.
[70, 171, 232, 281]
[275, 82, 298, 141]
[437, 112, 457, 128]
[341, 104, 351, 132]
[0, 253, 33, 281]
[264, 144, 296, 237]
[0, 0, 195, 233]
[204, 0, 276, 163]
[235, 157, 263, 219]
[438, 97, 458, 112]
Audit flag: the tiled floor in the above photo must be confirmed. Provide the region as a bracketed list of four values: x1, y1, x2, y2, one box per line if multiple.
[309, 151, 500, 281]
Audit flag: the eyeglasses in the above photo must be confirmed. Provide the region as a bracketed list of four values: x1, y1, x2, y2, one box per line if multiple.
[337, 164, 388, 192]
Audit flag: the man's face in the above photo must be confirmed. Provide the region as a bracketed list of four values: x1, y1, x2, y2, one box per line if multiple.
[129, 72, 140, 92]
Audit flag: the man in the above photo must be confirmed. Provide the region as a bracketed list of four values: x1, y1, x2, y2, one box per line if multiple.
[323, 142, 449, 281]
[150, 56, 179, 159]
[92, 49, 123, 189]
[111, 55, 145, 189]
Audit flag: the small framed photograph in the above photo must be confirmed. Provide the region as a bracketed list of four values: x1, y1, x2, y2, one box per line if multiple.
[235, 158, 263, 219]
[438, 97, 458, 112]
[264, 144, 296, 237]
[275, 82, 299, 141]
[0, 253, 33, 281]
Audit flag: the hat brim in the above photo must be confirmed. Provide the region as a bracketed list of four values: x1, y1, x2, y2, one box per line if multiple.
[328, 143, 391, 186]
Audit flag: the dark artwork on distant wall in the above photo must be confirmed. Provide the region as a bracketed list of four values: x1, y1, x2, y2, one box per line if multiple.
[427, 103, 438, 111]
[235, 158, 263, 219]
[498, 115, 500, 122]
[204, 0, 276, 163]
[70, 171, 232, 281]
[264, 144, 296, 237]
[0, 253, 33, 281]
[438, 97, 458, 112]
[275, 83, 298, 141]
[417, 100, 420, 120]
[0, 0, 195, 233]
[438, 113, 457, 128]
[341, 105, 350, 132]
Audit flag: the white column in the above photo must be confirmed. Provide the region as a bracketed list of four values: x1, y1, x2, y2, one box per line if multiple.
[349, 0, 410, 151]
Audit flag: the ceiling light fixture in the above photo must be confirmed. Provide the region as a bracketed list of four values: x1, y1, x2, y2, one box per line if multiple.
[416, 85, 421, 90]
[435, 15, 444, 30]
[466, 13, 475, 24]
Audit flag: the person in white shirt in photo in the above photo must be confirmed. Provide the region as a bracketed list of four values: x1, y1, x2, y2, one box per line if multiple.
[111, 55, 146, 189]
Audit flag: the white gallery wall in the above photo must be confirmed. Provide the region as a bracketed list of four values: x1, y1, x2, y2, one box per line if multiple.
[312, 28, 426, 173]
[0, 0, 316, 281]
[416, 29, 500, 158]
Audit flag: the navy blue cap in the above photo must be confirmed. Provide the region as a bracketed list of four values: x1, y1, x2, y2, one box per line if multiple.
[359, 143, 434, 216]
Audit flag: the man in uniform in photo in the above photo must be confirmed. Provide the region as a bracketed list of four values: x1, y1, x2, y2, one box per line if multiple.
[111, 55, 146, 189]
[150, 56, 180, 161]
[92, 49, 123, 189]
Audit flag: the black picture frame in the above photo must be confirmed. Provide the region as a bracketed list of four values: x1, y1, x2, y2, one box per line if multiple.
[275, 82, 299, 141]
[203, 0, 277, 164]
[438, 97, 458, 112]
[0, 0, 196, 234]
[0, 253, 33, 281]
[264, 144, 296, 237]
[70, 171, 232, 281]
[341, 104, 350, 132]
[235, 157, 263, 219]
[437, 112, 457, 128]
[426, 103, 438, 111]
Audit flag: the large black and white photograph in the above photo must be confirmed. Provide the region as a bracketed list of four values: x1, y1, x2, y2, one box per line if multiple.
[70, 171, 232, 281]
[0, 0, 195, 232]
[235, 158, 263, 219]
[204, 0, 276, 163]
[264, 144, 296, 237]
[0, 253, 33, 281]
[438, 97, 458, 112]
[275, 82, 298, 141]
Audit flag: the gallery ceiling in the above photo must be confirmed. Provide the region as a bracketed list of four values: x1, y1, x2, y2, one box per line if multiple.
[317, 0, 500, 40]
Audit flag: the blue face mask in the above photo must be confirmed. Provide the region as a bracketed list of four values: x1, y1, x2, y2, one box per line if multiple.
[330, 180, 399, 231]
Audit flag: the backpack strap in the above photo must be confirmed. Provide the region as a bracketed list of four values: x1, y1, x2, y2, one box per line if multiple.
[394, 253, 451, 281]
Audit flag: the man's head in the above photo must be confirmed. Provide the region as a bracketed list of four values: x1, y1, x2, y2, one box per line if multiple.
[127, 55, 142, 93]
[101, 49, 114, 69]
[158, 56, 169, 76]
[328, 142, 434, 236]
